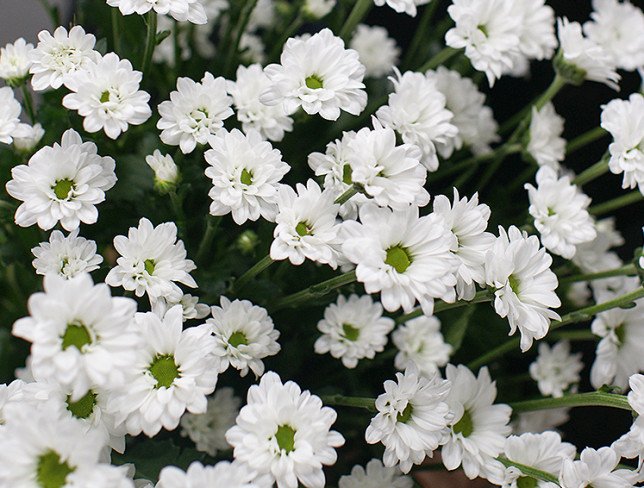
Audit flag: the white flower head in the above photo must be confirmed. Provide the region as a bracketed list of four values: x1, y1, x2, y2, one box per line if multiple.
[560, 447, 635, 488]
[612, 374, 644, 464]
[146, 150, 179, 190]
[376, 69, 457, 171]
[150, 293, 210, 322]
[314, 294, 395, 369]
[485, 226, 561, 351]
[349, 25, 400, 78]
[5, 128, 116, 231]
[0, 86, 22, 144]
[304, 0, 336, 19]
[529, 341, 583, 398]
[365, 366, 453, 474]
[573, 217, 624, 275]
[226, 371, 345, 488]
[373, 0, 431, 17]
[157, 461, 264, 488]
[261, 28, 367, 121]
[11, 122, 45, 152]
[107, 0, 207, 24]
[208, 296, 280, 378]
[0, 38, 34, 84]
[393, 315, 452, 377]
[339, 459, 413, 488]
[527, 103, 566, 170]
[158, 72, 234, 153]
[31, 228, 103, 279]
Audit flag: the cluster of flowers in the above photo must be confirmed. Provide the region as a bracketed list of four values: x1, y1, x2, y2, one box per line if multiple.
[0, 0, 643, 486]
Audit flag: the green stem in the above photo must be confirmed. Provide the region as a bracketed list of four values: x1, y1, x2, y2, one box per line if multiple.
[169, 190, 186, 237]
[547, 329, 597, 342]
[509, 391, 632, 413]
[573, 155, 609, 186]
[533, 74, 567, 112]
[567, 126, 607, 155]
[418, 47, 460, 73]
[558, 264, 637, 285]
[395, 289, 493, 325]
[224, 0, 259, 76]
[320, 394, 376, 412]
[496, 457, 559, 484]
[508, 165, 538, 193]
[339, 0, 373, 41]
[271, 270, 357, 311]
[335, 186, 358, 205]
[231, 254, 274, 293]
[195, 216, 221, 265]
[20, 85, 36, 124]
[141, 11, 158, 79]
[589, 191, 643, 216]
[433, 144, 522, 184]
[111, 8, 123, 54]
[401, 1, 440, 70]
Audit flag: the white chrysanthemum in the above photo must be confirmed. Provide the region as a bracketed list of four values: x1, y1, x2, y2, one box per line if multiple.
[442, 364, 512, 481]
[11, 122, 44, 152]
[107, 0, 207, 24]
[6, 128, 116, 232]
[525, 166, 597, 259]
[247, 0, 275, 31]
[433, 189, 495, 300]
[227, 64, 294, 142]
[529, 341, 583, 398]
[556, 17, 620, 89]
[29, 25, 99, 91]
[0, 38, 34, 84]
[0, 86, 22, 144]
[261, 28, 367, 121]
[527, 103, 566, 170]
[158, 72, 233, 153]
[341, 203, 459, 315]
[240, 33, 266, 64]
[373, 0, 431, 17]
[393, 315, 452, 376]
[180, 387, 240, 457]
[502, 432, 576, 488]
[513, 0, 557, 62]
[105, 217, 197, 300]
[583, 0, 644, 72]
[111, 306, 218, 437]
[304, 0, 335, 18]
[12, 273, 139, 401]
[270, 179, 341, 268]
[0, 379, 28, 424]
[485, 226, 561, 352]
[157, 461, 263, 488]
[226, 371, 345, 488]
[560, 447, 636, 488]
[511, 408, 570, 435]
[613, 374, 644, 464]
[601, 93, 644, 195]
[314, 294, 395, 369]
[347, 124, 429, 209]
[0, 403, 134, 488]
[31, 228, 103, 279]
[205, 128, 290, 225]
[590, 302, 644, 390]
[151, 293, 210, 322]
[208, 296, 280, 378]
[349, 25, 399, 78]
[339, 459, 413, 488]
[146, 150, 179, 189]
[365, 366, 453, 474]
[426, 67, 499, 158]
[573, 218, 624, 276]
[376, 69, 457, 171]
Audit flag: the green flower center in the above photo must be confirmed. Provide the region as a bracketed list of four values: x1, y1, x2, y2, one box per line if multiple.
[397, 403, 413, 423]
[554, 50, 587, 86]
[240, 168, 253, 185]
[342, 323, 360, 341]
[36, 451, 74, 488]
[100, 90, 110, 103]
[144, 259, 156, 275]
[275, 424, 296, 453]
[508, 274, 521, 294]
[385, 245, 412, 273]
[61, 321, 92, 351]
[52, 179, 74, 200]
[547, 207, 556, 216]
[477, 24, 488, 36]
[228, 331, 249, 348]
[305, 74, 324, 90]
[453, 410, 474, 437]
[149, 354, 179, 389]
[296, 221, 313, 237]
[517, 476, 538, 488]
[66, 391, 97, 419]
[342, 164, 353, 185]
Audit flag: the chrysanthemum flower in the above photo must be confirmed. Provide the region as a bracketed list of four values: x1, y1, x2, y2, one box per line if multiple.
[560, 447, 636, 488]
[0, 86, 23, 144]
[157, 461, 265, 488]
[392, 315, 452, 377]
[529, 341, 583, 398]
[527, 103, 566, 170]
[0, 37, 34, 84]
[31, 229, 103, 279]
[349, 25, 400, 78]
[339, 459, 413, 488]
[373, 0, 431, 17]
[107, 0, 208, 24]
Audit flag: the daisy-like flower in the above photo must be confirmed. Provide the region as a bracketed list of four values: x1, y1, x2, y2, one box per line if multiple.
[529, 341, 583, 398]
[426, 67, 499, 158]
[208, 296, 280, 378]
[227, 64, 294, 142]
[261, 28, 367, 121]
[485, 226, 561, 352]
[146, 150, 179, 193]
[555, 17, 620, 89]
[365, 366, 452, 474]
[0, 38, 34, 85]
[442, 364, 512, 481]
[12, 273, 139, 401]
[31, 228, 103, 279]
[341, 203, 459, 315]
[376, 69, 457, 171]
[339, 459, 413, 488]
[373, 0, 431, 17]
[63, 53, 151, 139]
[613, 374, 644, 465]
[601, 93, 644, 195]
[502, 432, 576, 488]
[432, 189, 495, 300]
[0, 86, 22, 144]
[527, 103, 566, 170]
[560, 447, 636, 488]
[270, 179, 341, 268]
[111, 306, 218, 437]
[151, 293, 210, 322]
[314, 294, 395, 369]
[205, 128, 290, 225]
[29, 25, 99, 91]
[525, 166, 597, 259]
[158, 72, 233, 154]
[304, 0, 336, 19]
[6, 128, 116, 232]
[105, 217, 197, 300]
[349, 25, 400, 78]
[180, 387, 241, 457]
[513, 0, 557, 63]
[392, 315, 452, 377]
[157, 461, 264, 488]
[106, 0, 208, 24]
[573, 218, 624, 277]
[11, 122, 44, 152]
[583, 0, 644, 72]
[226, 371, 345, 488]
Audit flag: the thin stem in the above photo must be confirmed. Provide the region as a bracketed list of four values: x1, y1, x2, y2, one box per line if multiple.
[395, 289, 493, 325]
[321, 394, 376, 412]
[508, 165, 538, 192]
[334, 187, 358, 205]
[169, 190, 186, 237]
[195, 216, 221, 265]
[496, 457, 559, 484]
[418, 47, 460, 73]
[224, 0, 259, 76]
[231, 254, 274, 294]
[558, 264, 637, 285]
[533, 74, 567, 112]
[590, 191, 643, 216]
[433, 144, 522, 184]
[402, 1, 439, 70]
[573, 155, 609, 186]
[509, 391, 632, 413]
[111, 8, 123, 54]
[20, 85, 36, 124]
[339, 0, 373, 41]
[547, 329, 597, 342]
[141, 11, 158, 79]
[271, 270, 357, 311]
[567, 126, 607, 155]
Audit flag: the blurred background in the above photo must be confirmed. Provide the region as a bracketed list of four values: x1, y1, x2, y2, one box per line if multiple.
[0, 0, 73, 45]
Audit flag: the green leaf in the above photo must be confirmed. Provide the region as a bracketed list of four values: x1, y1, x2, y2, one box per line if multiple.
[155, 30, 171, 45]
[442, 304, 475, 352]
